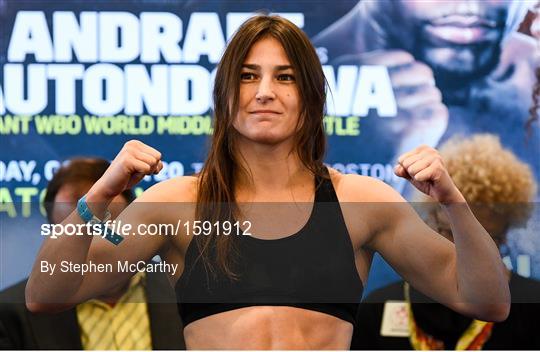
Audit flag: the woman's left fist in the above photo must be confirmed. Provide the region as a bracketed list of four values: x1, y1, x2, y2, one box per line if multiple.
[394, 145, 465, 204]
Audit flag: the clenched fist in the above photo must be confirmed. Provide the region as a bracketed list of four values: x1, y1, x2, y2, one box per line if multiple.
[89, 140, 163, 202]
[394, 145, 464, 204]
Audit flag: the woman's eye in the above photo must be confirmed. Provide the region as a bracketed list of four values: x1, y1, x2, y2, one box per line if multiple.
[240, 72, 256, 80]
[278, 74, 295, 82]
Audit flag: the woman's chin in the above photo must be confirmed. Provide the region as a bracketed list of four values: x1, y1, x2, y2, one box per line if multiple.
[239, 132, 291, 146]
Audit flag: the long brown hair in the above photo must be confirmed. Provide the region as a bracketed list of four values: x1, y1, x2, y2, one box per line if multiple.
[194, 15, 328, 279]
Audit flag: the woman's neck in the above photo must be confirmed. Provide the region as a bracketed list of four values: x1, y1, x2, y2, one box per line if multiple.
[234, 139, 313, 200]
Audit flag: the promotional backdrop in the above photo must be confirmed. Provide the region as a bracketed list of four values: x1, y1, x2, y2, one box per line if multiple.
[1, 0, 539, 293]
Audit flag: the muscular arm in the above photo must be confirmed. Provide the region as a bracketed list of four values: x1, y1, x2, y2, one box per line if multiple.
[364, 178, 509, 321]
[338, 170, 509, 322]
[25, 176, 195, 313]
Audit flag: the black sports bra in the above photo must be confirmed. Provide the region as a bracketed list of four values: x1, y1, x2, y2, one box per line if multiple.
[175, 169, 364, 326]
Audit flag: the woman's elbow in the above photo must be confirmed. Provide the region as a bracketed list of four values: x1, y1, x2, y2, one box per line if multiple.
[25, 301, 46, 314]
[25, 281, 73, 314]
[25, 282, 47, 313]
[25, 301, 74, 314]
[469, 281, 511, 322]
[25, 280, 40, 312]
[471, 302, 510, 322]
[486, 303, 511, 322]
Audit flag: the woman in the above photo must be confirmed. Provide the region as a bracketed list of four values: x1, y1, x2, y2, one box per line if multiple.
[26, 15, 509, 349]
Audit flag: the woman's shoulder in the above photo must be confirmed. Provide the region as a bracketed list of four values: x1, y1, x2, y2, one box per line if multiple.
[327, 167, 404, 202]
[135, 175, 199, 203]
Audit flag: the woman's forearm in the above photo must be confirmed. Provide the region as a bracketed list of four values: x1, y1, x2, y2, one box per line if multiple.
[26, 189, 114, 312]
[443, 202, 510, 320]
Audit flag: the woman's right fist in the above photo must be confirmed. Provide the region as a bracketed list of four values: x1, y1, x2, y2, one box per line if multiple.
[90, 140, 163, 201]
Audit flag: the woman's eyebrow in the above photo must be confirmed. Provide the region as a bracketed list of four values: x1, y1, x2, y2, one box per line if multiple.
[275, 65, 293, 71]
[242, 64, 259, 70]
[241, 64, 293, 71]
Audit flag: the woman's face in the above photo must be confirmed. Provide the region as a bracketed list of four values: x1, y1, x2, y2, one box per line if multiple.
[233, 36, 301, 146]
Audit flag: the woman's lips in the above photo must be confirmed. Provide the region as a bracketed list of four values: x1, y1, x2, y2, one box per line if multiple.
[250, 110, 282, 115]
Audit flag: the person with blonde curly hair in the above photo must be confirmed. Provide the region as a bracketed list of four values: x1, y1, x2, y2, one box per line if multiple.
[353, 134, 540, 350]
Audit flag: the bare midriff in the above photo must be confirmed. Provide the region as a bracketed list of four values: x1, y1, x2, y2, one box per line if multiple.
[183, 306, 353, 350]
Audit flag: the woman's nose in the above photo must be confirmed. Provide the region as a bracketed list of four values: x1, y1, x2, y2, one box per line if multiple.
[255, 76, 276, 103]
